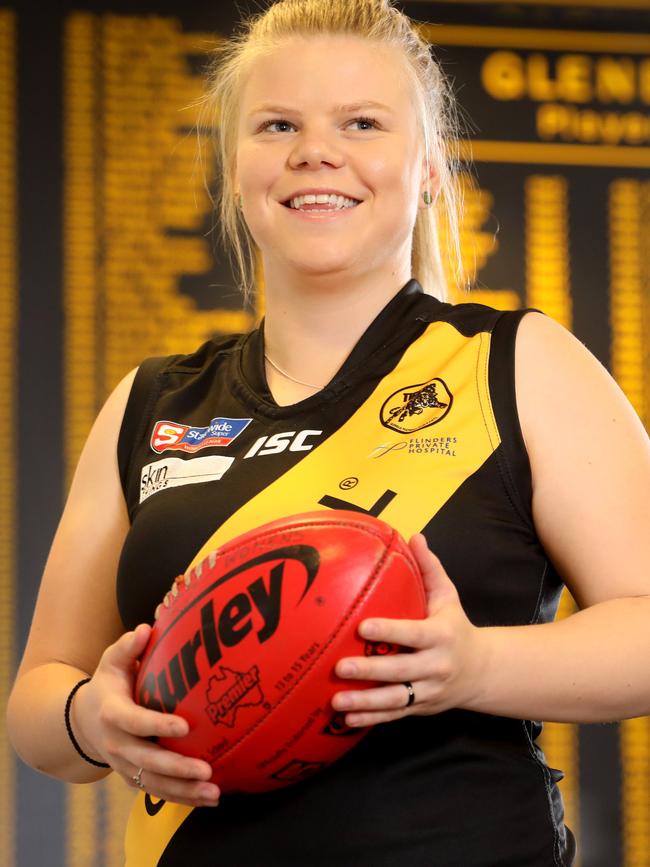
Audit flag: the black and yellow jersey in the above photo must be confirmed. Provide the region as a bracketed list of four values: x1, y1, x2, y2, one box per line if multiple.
[116, 278, 576, 866]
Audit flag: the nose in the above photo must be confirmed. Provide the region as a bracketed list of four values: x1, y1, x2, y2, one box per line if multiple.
[287, 126, 344, 170]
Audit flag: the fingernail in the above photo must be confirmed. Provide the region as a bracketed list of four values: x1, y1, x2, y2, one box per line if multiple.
[336, 694, 352, 709]
[201, 785, 220, 799]
[339, 662, 357, 677]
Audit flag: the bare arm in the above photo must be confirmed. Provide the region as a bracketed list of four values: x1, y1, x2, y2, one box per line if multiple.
[7, 368, 219, 805]
[470, 312, 650, 722]
[7, 368, 137, 780]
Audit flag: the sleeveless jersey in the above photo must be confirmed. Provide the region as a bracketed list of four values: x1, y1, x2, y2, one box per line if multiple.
[116, 279, 577, 866]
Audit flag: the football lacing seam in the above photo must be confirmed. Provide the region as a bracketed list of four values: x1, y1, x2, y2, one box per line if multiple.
[154, 517, 397, 621]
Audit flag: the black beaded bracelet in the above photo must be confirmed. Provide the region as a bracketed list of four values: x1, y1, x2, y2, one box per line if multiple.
[64, 677, 110, 768]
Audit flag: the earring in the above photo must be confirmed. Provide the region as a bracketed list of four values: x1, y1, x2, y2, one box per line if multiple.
[422, 190, 432, 206]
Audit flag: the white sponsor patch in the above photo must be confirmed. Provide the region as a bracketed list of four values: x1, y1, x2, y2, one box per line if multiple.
[140, 455, 234, 504]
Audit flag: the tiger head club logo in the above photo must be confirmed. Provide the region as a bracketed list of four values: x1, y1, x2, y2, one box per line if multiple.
[380, 377, 452, 433]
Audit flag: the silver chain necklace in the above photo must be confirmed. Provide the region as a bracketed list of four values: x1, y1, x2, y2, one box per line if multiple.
[264, 352, 323, 390]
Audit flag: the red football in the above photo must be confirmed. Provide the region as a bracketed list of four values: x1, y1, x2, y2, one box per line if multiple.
[134, 510, 427, 793]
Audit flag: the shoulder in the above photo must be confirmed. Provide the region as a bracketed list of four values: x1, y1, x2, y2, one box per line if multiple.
[162, 333, 247, 374]
[513, 311, 644, 456]
[513, 312, 650, 607]
[119, 333, 248, 417]
[514, 311, 592, 447]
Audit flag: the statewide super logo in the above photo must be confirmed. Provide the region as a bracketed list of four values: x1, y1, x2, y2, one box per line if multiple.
[380, 377, 452, 433]
[151, 417, 252, 453]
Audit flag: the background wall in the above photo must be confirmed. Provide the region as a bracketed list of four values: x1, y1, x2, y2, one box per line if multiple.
[1, 0, 649, 865]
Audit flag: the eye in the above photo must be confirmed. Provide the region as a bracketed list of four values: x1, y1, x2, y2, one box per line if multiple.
[258, 118, 295, 133]
[349, 116, 379, 131]
[257, 116, 380, 134]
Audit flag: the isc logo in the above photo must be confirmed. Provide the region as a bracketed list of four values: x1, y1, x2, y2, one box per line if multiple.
[243, 430, 322, 459]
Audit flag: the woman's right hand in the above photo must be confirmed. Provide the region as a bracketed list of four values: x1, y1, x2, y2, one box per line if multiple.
[72, 623, 221, 808]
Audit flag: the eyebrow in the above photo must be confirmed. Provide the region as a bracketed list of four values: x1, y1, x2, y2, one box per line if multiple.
[248, 100, 393, 117]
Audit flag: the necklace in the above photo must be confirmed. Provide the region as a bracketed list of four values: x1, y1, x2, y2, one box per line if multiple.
[264, 353, 323, 390]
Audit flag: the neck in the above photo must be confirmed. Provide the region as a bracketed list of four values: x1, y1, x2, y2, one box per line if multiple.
[262, 264, 412, 385]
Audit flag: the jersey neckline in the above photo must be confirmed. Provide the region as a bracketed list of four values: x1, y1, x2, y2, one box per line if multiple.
[232, 278, 438, 418]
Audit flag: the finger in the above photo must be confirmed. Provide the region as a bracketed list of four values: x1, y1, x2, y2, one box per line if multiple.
[357, 615, 432, 649]
[130, 766, 221, 808]
[343, 707, 409, 728]
[409, 534, 459, 609]
[103, 624, 152, 672]
[124, 737, 214, 783]
[333, 681, 414, 714]
[336, 650, 431, 683]
[409, 532, 435, 567]
[102, 699, 190, 741]
[107, 736, 216, 804]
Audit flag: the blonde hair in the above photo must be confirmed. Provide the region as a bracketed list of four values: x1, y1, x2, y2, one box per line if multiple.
[200, 0, 465, 303]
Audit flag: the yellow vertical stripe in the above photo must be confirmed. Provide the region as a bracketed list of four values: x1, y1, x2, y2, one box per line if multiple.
[0, 11, 16, 867]
[610, 178, 650, 867]
[525, 174, 580, 858]
[525, 175, 572, 329]
[621, 718, 650, 867]
[104, 776, 136, 867]
[609, 180, 645, 423]
[63, 12, 99, 486]
[63, 13, 100, 867]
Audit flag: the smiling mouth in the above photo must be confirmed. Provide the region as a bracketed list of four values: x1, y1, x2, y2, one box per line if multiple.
[281, 201, 362, 214]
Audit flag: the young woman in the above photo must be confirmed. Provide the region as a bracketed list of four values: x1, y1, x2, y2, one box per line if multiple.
[8, 1, 650, 865]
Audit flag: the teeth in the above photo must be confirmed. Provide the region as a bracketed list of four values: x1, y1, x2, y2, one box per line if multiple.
[289, 193, 360, 210]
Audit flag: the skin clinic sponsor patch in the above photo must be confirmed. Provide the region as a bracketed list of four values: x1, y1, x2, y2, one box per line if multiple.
[140, 455, 235, 503]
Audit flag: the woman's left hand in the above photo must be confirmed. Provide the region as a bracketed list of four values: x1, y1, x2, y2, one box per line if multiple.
[332, 533, 487, 726]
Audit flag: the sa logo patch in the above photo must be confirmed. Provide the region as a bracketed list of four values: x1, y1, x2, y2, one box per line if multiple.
[380, 377, 452, 433]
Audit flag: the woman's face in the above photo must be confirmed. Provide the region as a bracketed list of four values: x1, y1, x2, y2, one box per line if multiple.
[235, 34, 427, 283]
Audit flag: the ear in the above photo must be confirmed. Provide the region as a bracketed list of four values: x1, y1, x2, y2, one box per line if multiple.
[420, 156, 440, 204]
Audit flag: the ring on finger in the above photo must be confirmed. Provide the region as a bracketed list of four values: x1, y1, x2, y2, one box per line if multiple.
[132, 766, 146, 790]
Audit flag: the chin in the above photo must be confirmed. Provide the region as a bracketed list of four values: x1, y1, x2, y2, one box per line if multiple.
[289, 259, 360, 279]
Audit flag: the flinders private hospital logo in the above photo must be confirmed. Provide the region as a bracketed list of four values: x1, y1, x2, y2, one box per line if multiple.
[380, 377, 453, 434]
